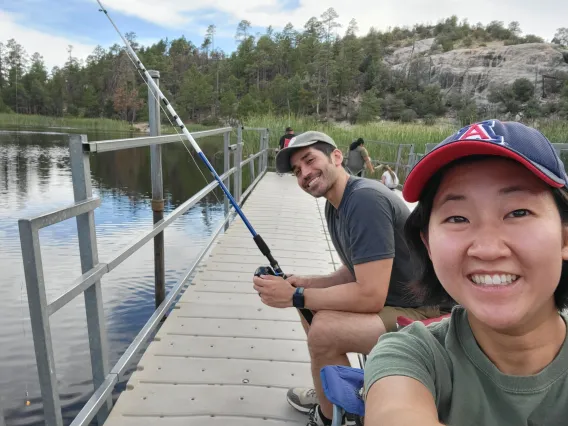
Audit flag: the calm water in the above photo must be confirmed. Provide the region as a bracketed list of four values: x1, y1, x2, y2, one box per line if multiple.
[0, 127, 235, 425]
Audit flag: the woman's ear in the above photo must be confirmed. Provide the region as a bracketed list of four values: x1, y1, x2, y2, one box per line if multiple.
[421, 230, 432, 260]
[562, 225, 568, 261]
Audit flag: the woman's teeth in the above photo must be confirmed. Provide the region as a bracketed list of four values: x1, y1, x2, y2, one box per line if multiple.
[469, 274, 518, 285]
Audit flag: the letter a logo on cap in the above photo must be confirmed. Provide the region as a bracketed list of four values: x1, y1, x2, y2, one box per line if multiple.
[455, 120, 505, 145]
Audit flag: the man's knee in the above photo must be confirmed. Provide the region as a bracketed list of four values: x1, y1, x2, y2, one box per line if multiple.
[306, 310, 340, 357]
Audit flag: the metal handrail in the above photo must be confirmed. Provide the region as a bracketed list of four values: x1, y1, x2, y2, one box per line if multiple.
[241, 149, 265, 167]
[85, 127, 233, 152]
[70, 169, 267, 426]
[45, 167, 238, 318]
[18, 111, 270, 426]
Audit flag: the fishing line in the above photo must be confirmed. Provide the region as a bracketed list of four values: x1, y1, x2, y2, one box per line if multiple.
[95, 0, 313, 323]
[122, 48, 224, 206]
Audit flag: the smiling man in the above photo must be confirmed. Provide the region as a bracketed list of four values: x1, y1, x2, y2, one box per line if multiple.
[252, 131, 451, 426]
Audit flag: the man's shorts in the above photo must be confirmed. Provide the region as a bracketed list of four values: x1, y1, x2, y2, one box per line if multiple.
[378, 306, 451, 332]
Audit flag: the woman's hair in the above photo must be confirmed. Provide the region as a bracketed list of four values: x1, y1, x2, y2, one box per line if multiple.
[376, 164, 397, 181]
[349, 138, 364, 151]
[384, 164, 396, 181]
[404, 155, 568, 310]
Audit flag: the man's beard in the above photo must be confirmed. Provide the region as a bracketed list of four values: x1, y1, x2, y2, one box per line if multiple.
[304, 169, 334, 198]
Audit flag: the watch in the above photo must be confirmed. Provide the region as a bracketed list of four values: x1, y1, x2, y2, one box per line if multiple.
[293, 287, 305, 309]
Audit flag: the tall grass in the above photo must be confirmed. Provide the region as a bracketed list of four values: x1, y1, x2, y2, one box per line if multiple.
[524, 118, 568, 144]
[0, 113, 133, 131]
[245, 114, 456, 154]
[245, 113, 568, 159]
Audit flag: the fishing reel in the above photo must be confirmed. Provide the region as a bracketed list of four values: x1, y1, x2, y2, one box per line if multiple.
[254, 265, 285, 278]
[253, 265, 313, 324]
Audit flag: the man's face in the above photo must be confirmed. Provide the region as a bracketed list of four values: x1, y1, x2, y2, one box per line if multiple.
[290, 146, 342, 198]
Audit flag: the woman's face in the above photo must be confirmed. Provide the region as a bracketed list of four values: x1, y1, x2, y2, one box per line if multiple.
[424, 157, 568, 331]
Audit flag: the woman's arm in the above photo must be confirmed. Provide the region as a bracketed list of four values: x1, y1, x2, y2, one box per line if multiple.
[362, 148, 374, 173]
[365, 376, 444, 426]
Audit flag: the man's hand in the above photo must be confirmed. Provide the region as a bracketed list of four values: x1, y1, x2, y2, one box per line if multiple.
[253, 274, 296, 308]
[286, 275, 310, 288]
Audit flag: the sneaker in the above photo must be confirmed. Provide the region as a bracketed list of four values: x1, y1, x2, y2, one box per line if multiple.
[287, 387, 319, 414]
[306, 405, 358, 426]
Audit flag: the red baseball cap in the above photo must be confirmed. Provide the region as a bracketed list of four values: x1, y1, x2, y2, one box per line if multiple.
[402, 120, 568, 203]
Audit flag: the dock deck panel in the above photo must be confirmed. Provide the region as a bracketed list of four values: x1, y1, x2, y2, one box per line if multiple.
[103, 173, 337, 425]
[103, 173, 414, 425]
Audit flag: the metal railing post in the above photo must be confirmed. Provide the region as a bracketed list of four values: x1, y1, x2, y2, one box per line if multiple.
[249, 154, 256, 182]
[148, 70, 165, 309]
[265, 129, 270, 172]
[263, 129, 268, 172]
[235, 126, 243, 203]
[259, 130, 264, 171]
[405, 144, 415, 179]
[394, 144, 403, 177]
[223, 131, 231, 230]
[18, 220, 62, 426]
[69, 134, 112, 424]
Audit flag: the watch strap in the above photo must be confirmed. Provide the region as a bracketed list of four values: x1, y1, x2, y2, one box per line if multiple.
[293, 287, 305, 309]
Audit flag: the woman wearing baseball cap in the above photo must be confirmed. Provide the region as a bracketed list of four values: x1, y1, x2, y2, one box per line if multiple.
[363, 120, 568, 425]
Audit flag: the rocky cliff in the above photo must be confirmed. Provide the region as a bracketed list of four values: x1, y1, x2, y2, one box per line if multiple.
[384, 39, 568, 103]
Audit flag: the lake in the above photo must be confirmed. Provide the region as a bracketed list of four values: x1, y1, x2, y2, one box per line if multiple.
[0, 126, 245, 425]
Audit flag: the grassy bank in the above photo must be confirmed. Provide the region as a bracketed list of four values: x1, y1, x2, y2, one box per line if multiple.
[0, 113, 133, 132]
[244, 114, 568, 156]
[245, 114, 454, 154]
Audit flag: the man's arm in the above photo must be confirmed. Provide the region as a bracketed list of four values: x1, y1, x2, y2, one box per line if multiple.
[303, 258, 392, 312]
[289, 264, 354, 289]
[304, 189, 397, 313]
[254, 190, 398, 313]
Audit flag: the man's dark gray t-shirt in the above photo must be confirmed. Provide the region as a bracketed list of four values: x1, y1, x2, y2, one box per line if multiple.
[325, 176, 416, 308]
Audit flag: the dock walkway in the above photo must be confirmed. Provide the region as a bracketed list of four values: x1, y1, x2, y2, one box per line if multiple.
[104, 173, 340, 425]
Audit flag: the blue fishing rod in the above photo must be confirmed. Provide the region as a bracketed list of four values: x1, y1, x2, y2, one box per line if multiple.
[96, 0, 313, 324]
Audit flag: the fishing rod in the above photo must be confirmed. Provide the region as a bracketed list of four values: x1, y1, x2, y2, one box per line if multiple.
[95, 0, 313, 324]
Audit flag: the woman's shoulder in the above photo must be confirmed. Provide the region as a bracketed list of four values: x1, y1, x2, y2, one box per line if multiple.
[364, 308, 462, 399]
[376, 309, 454, 353]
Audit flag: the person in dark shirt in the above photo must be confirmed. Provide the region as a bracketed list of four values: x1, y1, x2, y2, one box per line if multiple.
[252, 130, 451, 426]
[279, 127, 295, 150]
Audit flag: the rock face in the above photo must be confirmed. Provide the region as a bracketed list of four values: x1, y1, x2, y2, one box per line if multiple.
[384, 40, 568, 103]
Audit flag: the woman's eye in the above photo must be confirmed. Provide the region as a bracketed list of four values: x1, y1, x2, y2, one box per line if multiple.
[446, 216, 468, 223]
[507, 209, 531, 218]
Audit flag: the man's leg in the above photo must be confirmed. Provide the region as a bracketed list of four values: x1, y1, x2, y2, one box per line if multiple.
[286, 311, 319, 413]
[305, 310, 385, 421]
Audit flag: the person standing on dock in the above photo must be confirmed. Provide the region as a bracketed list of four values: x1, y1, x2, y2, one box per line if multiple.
[253, 130, 452, 426]
[277, 127, 295, 177]
[345, 138, 374, 177]
[279, 127, 295, 150]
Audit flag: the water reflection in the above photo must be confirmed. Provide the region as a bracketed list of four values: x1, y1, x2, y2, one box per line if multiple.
[0, 128, 234, 425]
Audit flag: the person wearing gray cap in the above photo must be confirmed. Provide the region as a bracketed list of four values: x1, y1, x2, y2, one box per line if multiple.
[252, 131, 450, 426]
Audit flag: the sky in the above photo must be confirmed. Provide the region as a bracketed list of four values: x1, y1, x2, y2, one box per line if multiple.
[1, 0, 567, 72]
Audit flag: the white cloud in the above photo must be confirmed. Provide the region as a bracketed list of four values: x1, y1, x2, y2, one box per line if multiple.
[2, 0, 566, 75]
[100, 0, 567, 42]
[0, 10, 96, 72]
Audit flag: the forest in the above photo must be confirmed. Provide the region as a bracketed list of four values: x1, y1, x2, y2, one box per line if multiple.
[1, 12, 568, 126]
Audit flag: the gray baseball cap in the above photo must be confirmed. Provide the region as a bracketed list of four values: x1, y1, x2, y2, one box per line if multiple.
[275, 130, 338, 173]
